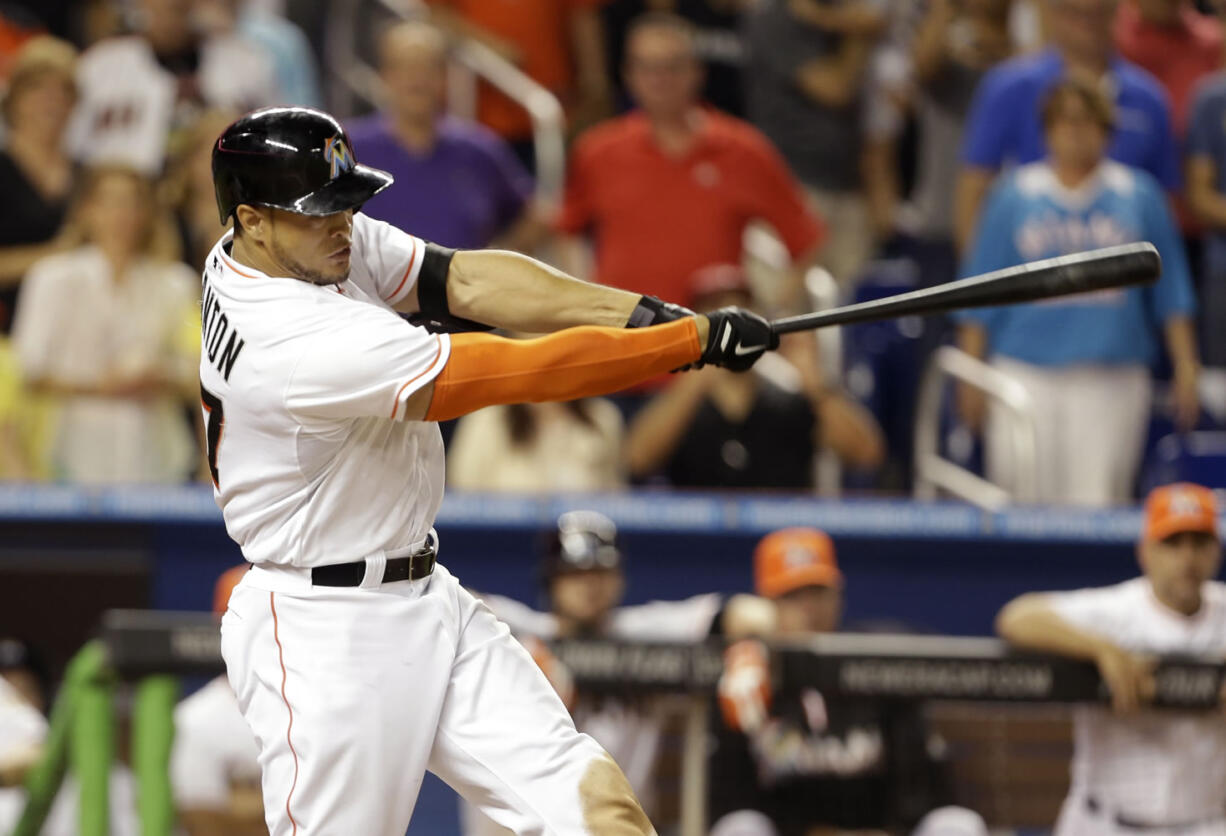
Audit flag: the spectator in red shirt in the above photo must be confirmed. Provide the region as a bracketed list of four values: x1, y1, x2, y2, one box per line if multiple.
[557, 12, 824, 309]
[1114, 0, 1222, 139]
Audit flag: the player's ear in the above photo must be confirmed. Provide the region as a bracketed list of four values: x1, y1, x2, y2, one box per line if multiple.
[1136, 541, 1151, 576]
[234, 205, 268, 244]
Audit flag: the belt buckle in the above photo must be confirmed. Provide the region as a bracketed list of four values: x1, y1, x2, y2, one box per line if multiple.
[409, 542, 434, 580]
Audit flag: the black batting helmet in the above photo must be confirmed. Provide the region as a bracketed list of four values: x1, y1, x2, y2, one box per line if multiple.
[212, 107, 392, 224]
[540, 510, 624, 582]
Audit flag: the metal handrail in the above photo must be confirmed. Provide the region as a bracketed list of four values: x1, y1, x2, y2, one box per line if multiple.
[913, 347, 1039, 509]
[324, 0, 566, 207]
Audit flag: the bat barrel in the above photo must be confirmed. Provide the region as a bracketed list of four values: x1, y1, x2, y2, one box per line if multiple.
[771, 243, 1161, 335]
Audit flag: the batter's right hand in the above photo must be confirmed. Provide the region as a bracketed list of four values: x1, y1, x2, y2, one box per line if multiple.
[701, 307, 778, 372]
[1094, 643, 1155, 714]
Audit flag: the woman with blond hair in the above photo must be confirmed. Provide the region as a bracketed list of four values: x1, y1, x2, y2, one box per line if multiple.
[12, 165, 200, 483]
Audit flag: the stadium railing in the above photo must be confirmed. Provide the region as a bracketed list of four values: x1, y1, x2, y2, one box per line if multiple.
[913, 346, 1039, 509]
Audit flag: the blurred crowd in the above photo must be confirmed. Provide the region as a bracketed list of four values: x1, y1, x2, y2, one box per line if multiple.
[0, 0, 1224, 506]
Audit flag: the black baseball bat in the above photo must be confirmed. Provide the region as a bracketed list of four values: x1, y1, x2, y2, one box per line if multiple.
[770, 243, 1161, 335]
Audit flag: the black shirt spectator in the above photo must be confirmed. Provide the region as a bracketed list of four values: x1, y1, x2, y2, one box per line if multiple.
[665, 376, 816, 490]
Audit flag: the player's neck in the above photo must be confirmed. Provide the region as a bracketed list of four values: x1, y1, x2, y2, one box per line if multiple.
[231, 234, 290, 280]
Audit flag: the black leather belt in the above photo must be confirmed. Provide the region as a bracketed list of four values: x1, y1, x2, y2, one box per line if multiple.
[311, 539, 436, 587]
[1086, 797, 1223, 831]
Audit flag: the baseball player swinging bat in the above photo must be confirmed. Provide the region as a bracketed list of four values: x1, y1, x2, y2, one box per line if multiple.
[770, 242, 1161, 335]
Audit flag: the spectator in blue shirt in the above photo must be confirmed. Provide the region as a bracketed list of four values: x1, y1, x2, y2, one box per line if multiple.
[346, 21, 548, 252]
[1185, 72, 1226, 368]
[957, 77, 1199, 506]
[952, 0, 1179, 253]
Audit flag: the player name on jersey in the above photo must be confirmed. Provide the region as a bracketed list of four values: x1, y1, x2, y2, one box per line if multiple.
[201, 269, 246, 382]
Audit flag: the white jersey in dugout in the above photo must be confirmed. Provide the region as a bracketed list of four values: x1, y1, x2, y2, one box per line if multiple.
[1047, 577, 1226, 827]
[198, 213, 451, 567]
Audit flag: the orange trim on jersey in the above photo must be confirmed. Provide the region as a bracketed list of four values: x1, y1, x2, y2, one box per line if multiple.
[270, 592, 301, 836]
[383, 238, 420, 303]
[219, 246, 264, 280]
[390, 334, 445, 420]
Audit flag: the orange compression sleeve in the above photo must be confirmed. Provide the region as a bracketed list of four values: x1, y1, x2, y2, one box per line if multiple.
[424, 318, 702, 422]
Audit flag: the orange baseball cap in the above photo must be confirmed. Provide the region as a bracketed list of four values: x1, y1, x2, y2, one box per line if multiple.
[213, 564, 249, 616]
[1143, 483, 1219, 543]
[754, 528, 841, 599]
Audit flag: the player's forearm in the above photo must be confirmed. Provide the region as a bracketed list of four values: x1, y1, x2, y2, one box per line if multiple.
[995, 595, 1114, 661]
[447, 249, 642, 332]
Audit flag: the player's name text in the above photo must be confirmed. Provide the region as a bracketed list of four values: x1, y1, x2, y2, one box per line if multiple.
[201, 273, 246, 382]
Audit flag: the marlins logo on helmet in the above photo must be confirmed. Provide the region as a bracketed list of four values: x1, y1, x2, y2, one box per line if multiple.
[324, 135, 356, 178]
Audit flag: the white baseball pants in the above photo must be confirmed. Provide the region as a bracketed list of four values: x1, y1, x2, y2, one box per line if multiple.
[220, 561, 652, 836]
[986, 358, 1152, 507]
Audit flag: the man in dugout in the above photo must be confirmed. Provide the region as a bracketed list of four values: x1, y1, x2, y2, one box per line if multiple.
[709, 527, 951, 835]
[997, 481, 1226, 835]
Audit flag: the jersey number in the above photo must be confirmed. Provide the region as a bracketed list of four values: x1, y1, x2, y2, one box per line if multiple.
[200, 384, 225, 488]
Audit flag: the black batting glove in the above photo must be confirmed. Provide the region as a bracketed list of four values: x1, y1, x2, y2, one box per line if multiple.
[701, 307, 778, 372]
[626, 295, 694, 328]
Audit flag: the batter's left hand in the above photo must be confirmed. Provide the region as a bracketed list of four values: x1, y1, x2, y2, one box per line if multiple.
[701, 307, 778, 372]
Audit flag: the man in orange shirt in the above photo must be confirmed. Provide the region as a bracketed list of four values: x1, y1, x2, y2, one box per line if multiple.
[557, 12, 825, 309]
[427, 0, 612, 163]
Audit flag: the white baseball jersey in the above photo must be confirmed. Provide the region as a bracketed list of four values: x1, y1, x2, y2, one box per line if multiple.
[198, 213, 451, 567]
[171, 676, 262, 810]
[1046, 577, 1226, 825]
[69, 35, 278, 175]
